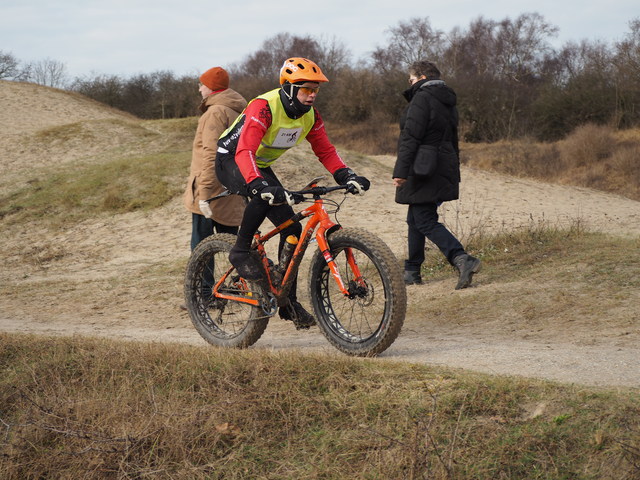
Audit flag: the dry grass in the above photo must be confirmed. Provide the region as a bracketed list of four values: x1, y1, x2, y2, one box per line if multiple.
[0, 150, 190, 225]
[410, 223, 640, 345]
[460, 124, 640, 201]
[557, 123, 616, 168]
[2, 334, 639, 480]
[326, 118, 399, 155]
[2, 223, 639, 479]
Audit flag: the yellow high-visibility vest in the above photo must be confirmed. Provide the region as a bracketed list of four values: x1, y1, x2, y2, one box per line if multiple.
[220, 88, 315, 168]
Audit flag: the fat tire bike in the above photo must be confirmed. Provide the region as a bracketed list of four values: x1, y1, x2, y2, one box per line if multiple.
[184, 176, 407, 356]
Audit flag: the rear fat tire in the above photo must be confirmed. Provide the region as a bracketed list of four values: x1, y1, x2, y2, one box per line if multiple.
[184, 233, 269, 348]
[308, 228, 407, 356]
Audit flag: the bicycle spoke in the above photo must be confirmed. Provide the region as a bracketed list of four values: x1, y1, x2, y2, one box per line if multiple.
[184, 234, 269, 348]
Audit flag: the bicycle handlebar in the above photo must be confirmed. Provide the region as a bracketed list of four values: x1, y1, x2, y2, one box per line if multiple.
[290, 184, 350, 197]
[206, 179, 357, 204]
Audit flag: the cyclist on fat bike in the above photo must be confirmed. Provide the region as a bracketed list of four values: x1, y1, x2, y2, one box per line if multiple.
[215, 57, 370, 328]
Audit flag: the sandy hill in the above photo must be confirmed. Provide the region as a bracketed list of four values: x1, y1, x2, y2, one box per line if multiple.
[0, 80, 136, 135]
[0, 81, 168, 196]
[1, 81, 639, 388]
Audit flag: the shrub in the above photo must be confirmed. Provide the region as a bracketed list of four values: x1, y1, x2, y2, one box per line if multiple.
[558, 123, 615, 168]
[326, 117, 399, 155]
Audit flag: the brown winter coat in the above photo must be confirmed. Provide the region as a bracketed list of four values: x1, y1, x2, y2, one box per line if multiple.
[183, 88, 248, 225]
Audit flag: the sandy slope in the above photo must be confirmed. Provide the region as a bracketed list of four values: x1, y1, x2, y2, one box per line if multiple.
[1, 81, 639, 388]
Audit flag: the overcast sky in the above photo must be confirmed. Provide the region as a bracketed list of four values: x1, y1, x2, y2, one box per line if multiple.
[1, 0, 638, 80]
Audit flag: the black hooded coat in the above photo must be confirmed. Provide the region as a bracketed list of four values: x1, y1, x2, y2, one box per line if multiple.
[393, 79, 461, 205]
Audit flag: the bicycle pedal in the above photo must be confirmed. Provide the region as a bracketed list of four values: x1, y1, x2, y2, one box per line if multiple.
[259, 291, 278, 316]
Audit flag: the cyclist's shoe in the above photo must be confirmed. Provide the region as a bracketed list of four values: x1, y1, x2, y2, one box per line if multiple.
[453, 254, 482, 290]
[229, 247, 263, 281]
[279, 301, 316, 330]
[403, 270, 423, 285]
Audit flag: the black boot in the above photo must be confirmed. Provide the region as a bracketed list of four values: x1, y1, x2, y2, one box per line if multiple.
[279, 300, 316, 330]
[229, 240, 263, 281]
[453, 254, 482, 290]
[403, 270, 423, 285]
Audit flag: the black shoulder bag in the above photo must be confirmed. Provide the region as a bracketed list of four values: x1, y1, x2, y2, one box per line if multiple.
[412, 92, 451, 178]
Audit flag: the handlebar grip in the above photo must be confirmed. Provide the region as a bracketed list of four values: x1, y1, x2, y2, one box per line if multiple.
[291, 185, 348, 196]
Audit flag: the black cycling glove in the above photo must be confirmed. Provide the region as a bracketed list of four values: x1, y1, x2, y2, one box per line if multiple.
[333, 168, 371, 195]
[248, 178, 299, 206]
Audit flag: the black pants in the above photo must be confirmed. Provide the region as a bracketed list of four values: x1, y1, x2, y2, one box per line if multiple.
[405, 202, 465, 271]
[190, 213, 238, 251]
[191, 213, 238, 291]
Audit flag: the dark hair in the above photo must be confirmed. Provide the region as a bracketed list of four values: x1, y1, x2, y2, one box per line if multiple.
[409, 60, 441, 80]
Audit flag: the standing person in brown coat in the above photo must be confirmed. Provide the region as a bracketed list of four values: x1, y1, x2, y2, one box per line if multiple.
[183, 66, 248, 251]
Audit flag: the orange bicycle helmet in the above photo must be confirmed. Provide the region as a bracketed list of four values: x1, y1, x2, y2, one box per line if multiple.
[279, 57, 329, 84]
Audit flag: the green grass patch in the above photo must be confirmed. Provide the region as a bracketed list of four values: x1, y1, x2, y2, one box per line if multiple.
[34, 122, 89, 142]
[146, 116, 199, 137]
[1, 334, 638, 479]
[0, 151, 190, 225]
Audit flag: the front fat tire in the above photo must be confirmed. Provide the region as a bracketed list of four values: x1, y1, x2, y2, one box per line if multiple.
[184, 233, 269, 349]
[308, 228, 407, 356]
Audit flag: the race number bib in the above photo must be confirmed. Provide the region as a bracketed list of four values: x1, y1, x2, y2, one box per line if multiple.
[271, 128, 303, 148]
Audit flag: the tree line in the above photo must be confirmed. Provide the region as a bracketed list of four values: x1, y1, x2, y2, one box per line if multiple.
[2, 13, 639, 142]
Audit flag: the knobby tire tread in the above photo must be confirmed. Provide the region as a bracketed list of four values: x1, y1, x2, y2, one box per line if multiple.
[184, 233, 269, 349]
[308, 227, 407, 356]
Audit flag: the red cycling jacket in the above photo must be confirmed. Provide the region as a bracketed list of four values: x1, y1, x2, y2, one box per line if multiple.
[234, 98, 347, 184]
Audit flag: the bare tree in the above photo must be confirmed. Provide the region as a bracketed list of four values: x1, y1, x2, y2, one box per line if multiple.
[155, 70, 199, 119]
[231, 32, 350, 104]
[0, 50, 19, 79]
[531, 38, 617, 139]
[493, 13, 558, 82]
[444, 13, 559, 141]
[29, 57, 68, 88]
[237, 33, 323, 79]
[371, 17, 445, 74]
[70, 73, 124, 109]
[312, 35, 351, 80]
[120, 73, 156, 118]
[615, 18, 640, 75]
[613, 17, 640, 127]
[0, 50, 29, 80]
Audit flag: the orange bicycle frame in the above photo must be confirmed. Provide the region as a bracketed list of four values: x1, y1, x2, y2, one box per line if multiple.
[211, 185, 364, 307]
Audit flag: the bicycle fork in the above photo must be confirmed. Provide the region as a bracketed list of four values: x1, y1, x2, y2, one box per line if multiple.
[315, 232, 367, 297]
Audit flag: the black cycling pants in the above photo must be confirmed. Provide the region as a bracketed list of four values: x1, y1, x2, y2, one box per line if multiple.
[216, 152, 302, 257]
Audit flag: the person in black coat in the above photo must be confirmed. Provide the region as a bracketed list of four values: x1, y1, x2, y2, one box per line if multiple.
[392, 60, 481, 289]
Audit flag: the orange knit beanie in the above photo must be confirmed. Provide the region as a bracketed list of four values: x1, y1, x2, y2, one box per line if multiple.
[199, 67, 229, 91]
